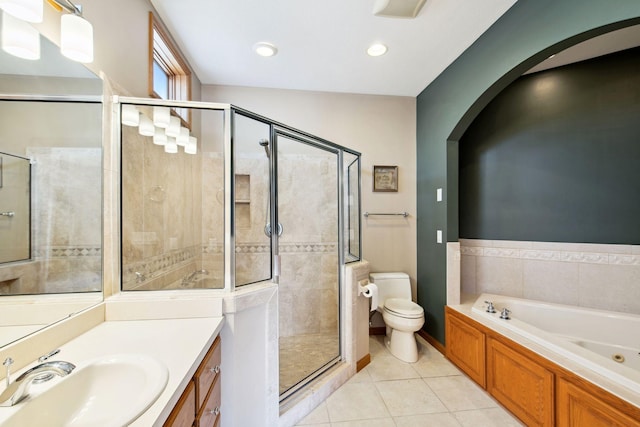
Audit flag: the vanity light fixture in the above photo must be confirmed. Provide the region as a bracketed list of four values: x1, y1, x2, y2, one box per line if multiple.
[253, 42, 277, 57]
[367, 43, 388, 57]
[0, 0, 43, 23]
[47, 0, 93, 63]
[1, 11, 40, 59]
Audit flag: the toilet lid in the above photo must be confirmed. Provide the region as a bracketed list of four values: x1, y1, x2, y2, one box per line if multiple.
[384, 298, 424, 319]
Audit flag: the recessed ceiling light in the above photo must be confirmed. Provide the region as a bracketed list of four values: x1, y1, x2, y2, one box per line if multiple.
[254, 42, 278, 57]
[367, 43, 388, 57]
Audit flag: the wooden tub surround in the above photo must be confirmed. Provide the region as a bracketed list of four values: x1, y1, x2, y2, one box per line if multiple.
[445, 306, 640, 426]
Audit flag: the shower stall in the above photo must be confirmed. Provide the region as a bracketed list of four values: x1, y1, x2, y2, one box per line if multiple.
[118, 98, 361, 402]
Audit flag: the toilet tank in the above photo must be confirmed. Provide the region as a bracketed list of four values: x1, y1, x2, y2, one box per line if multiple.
[369, 272, 412, 306]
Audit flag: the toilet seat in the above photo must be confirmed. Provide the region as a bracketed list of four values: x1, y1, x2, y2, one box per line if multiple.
[384, 298, 424, 319]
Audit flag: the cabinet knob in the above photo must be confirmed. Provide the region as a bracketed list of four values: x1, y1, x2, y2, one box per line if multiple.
[210, 365, 220, 374]
[209, 406, 220, 416]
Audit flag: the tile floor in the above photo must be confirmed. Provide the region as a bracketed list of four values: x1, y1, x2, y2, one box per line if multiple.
[295, 335, 524, 427]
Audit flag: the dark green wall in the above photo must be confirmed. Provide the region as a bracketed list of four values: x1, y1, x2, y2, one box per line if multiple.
[416, 0, 640, 344]
[460, 48, 640, 244]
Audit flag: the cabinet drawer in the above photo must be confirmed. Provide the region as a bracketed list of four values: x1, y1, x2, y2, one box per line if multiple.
[195, 336, 222, 409]
[197, 375, 221, 427]
[164, 380, 196, 427]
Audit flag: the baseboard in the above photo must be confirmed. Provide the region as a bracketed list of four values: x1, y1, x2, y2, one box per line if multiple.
[417, 329, 445, 355]
[356, 353, 370, 372]
[368, 326, 385, 335]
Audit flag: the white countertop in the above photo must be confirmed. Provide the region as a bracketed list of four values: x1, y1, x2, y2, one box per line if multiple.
[0, 316, 224, 426]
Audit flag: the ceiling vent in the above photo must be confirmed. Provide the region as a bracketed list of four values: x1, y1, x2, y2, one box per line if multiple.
[373, 0, 427, 19]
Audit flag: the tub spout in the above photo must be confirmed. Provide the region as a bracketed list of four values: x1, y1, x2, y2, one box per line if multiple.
[0, 360, 75, 406]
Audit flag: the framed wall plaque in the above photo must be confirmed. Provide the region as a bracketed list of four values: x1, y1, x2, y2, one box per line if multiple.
[373, 165, 398, 192]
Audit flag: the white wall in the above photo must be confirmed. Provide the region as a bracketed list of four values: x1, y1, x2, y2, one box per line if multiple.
[202, 85, 418, 295]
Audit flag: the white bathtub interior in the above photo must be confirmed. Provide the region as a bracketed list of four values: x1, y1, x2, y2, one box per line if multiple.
[472, 293, 640, 394]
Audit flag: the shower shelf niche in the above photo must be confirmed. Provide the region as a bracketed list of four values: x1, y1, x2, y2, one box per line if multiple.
[235, 174, 251, 228]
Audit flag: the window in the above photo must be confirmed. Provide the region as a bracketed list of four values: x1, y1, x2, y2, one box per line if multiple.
[149, 13, 191, 126]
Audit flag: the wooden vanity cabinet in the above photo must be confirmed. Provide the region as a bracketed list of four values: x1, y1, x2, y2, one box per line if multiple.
[164, 336, 222, 427]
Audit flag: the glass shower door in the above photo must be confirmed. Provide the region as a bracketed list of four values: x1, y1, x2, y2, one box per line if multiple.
[275, 129, 341, 400]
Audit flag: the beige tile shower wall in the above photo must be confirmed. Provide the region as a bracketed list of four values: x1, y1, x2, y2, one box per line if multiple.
[0, 156, 29, 263]
[121, 123, 208, 290]
[30, 147, 102, 294]
[201, 85, 417, 295]
[460, 239, 640, 314]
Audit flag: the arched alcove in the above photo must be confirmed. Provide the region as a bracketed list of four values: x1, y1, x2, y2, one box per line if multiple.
[416, 1, 640, 343]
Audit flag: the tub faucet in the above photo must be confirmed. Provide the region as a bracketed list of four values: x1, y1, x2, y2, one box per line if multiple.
[0, 360, 75, 407]
[485, 301, 496, 313]
[500, 308, 511, 320]
[181, 269, 209, 286]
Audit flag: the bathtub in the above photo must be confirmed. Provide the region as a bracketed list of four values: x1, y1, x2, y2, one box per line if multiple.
[471, 294, 640, 395]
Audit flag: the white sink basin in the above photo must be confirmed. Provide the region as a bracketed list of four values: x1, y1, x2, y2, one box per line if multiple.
[3, 354, 168, 427]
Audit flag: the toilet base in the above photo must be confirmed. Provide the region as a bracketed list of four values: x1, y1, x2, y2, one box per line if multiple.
[386, 329, 419, 363]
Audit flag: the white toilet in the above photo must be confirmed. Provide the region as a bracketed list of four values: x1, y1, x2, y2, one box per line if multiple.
[370, 272, 425, 363]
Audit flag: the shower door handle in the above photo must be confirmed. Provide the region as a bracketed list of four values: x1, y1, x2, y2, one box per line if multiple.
[264, 222, 283, 237]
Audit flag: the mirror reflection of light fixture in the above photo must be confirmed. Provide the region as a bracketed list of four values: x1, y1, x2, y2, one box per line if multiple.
[47, 0, 93, 63]
[176, 127, 189, 146]
[153, 130, 167, 146]
[153, 106, 171, 128]
[164, 137, 178, 154]
[165, 116, 181, 138]
[0, 0, 43, 23]
[185, 136, 197, 155]
[121, 104, 140, 127]
[138, 115, 155, 137]
[1, 11, 40, 59]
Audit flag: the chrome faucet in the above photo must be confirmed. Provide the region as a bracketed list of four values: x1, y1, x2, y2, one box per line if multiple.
[0, 360, 75, 406]
[500, 308, 511, 320]
[485, 300, 496, 313]
[181, 269, 209, 286]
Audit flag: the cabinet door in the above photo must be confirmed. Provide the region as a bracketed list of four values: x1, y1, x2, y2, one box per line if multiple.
[487, 337, 553, 427]
[164, 380, 196, 427]
[445, 309, 486, 387]
[557, 377, 640, 427]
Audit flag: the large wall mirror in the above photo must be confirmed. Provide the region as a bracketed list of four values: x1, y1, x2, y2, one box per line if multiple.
[0, 16, 103, 348]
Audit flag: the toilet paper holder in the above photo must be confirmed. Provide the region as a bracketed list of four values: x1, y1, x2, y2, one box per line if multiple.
[358, 279, 378, 312]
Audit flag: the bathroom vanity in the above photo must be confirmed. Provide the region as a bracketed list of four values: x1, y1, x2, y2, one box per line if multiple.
[0, 297, 224, 427]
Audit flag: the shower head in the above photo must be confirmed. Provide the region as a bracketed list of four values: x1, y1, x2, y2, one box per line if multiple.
[259, 139, 270, 158]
